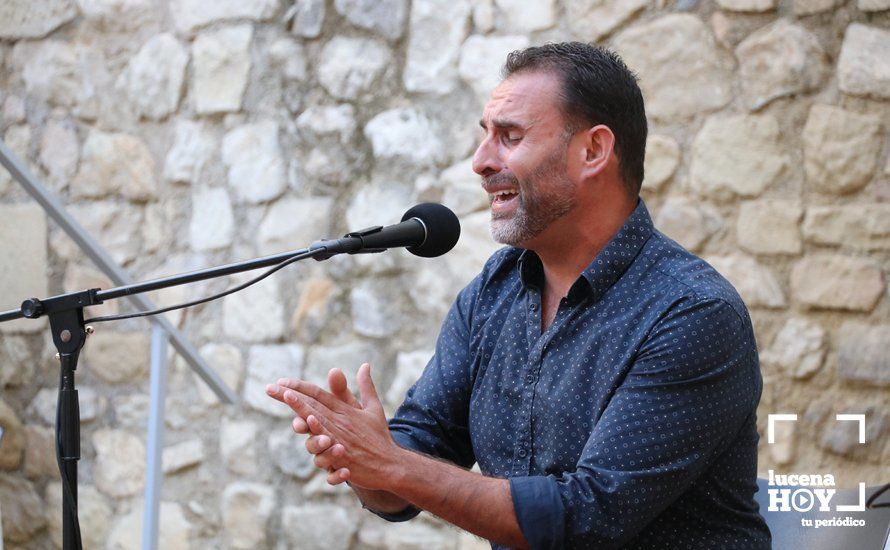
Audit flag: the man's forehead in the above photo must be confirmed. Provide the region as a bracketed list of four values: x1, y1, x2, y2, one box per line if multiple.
[480, 71, 562, 127]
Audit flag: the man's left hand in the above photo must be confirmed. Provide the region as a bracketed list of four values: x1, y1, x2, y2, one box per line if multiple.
[272, 363, 403, 491]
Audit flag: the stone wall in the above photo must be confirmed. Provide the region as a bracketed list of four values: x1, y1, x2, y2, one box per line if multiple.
[0, 0, 888, 548]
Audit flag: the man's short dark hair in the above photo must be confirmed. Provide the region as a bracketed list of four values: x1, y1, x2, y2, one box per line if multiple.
[503, 42, 648, 197]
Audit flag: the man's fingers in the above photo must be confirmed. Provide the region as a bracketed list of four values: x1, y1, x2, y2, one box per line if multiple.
[285, 380, 349, 413]
[306, 434, 331, 455]
[292, 416, 309, 434]
[283, 392, 335, 437]
[328, 368, 361, 409]
[326, 468, 350, 485]
[356, 363, 382, 411]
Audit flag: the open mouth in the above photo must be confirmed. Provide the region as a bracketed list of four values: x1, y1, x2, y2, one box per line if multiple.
[490, 189, 519, 204]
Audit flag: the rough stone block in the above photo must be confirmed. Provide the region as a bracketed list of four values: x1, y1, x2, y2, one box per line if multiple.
[803, 104, 882, 195]
[737, 199, 802, 255]
[613, 15, 731, 122]
[0, 204, 48, 335]
[837, 323, 890, 387]
[790, 255, 883, 311]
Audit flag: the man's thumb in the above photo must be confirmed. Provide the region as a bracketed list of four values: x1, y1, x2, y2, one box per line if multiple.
[357, 363, 380, 410]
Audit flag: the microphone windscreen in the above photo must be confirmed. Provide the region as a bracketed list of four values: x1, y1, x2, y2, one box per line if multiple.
[401, 203, 461, 258]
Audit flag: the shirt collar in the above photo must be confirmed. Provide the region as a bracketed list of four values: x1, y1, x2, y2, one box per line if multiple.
[518, 199, 654, 302]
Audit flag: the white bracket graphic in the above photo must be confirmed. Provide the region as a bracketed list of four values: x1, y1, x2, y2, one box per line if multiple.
[767, 414, 798, 444]
[835, 414, 866, 444]
[836, 483, 867, 513]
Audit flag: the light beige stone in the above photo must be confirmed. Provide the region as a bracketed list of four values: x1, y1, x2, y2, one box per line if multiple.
[737, 199, 802, 255]
[291, 278, 336, 340]
[192, 343, 243, 406]
[565, 0, 647, 41]
[268, 427, 315, 478]
[171, 0, 278, 34]
[243, 344, 304, 417]
[222, 121, 286, 204]
[364, 108, 446, 166]
[92, 428, 146, 498]
[350, 280, 404, 338]
[612, 15, 732, 122]
[859, 0, 890, 10]
[118, 33, 188, 121]
[495, 0, 556, 32]
[793, 0, 839, 14]
[0, 203, 48, 335]
[386, 350, 432, 408]
[717, 0, 776, 10]
[690, 114, 786, 200]
[222, 482, 275, 549]
[761, 318, 826, 378]
[282, 504, 357, 550]
[221, 418, 258, 475]
[57, 201, 144, 266]
[291, 0, 325, 38]
[790, 255, 884, 311]
[106, 501, 191, 550]
[257, 196, 334, 255]
[303, 342, 382, 388]
[0, 0, 77, 39]
[162, 439, 205, 474]
[440, 156, 488, 215]
[655, 197, 722, 252]
[164, 119, 215, 184]
[318, 37, 392, 101]
[83, 331, 150, 384]
[0, 335, 35, 387]
[837, 24, 890, 100]
[642, 134, 680, 192]
[802, 204, 890, 250]
[73, 130, 158, 200]
[14, 40, 108, 119]
[45, 483, 112, 549]
[0, 474, 45, 543]
[76, 0, 160, 32]
[0, 400, 24, 470]
[223, 275, 286, 343]
[404, 0, 471, 94]
[192, 25, 253, 114]
[334, 0, 408, 39]
[23, 425, 56, 479]
[458, 34, 530, 99]
[189, 187, 234, 251]
[837, 323, 890, 387]
[39, 118, 79, 187]
[736, 20, 827, 109]
[0, 124, 31, 195]
[803, 105, 882, 195]
[706, 255, 786, 308]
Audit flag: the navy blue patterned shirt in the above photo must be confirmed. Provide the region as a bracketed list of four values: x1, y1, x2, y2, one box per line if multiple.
[384, 200, 771, 549]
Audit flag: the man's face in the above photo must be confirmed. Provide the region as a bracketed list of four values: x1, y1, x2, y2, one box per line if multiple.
[472, 70, 578, 247]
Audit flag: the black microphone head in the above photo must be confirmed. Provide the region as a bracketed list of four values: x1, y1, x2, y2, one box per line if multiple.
[401, 203, 461, 258]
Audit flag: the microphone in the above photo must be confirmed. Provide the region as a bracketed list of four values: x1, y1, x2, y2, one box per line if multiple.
[310, 203, 461, 260]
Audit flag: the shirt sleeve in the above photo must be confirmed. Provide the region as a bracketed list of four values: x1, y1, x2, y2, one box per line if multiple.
[371, 273, 482, 523]
[510, 296, 762, 549]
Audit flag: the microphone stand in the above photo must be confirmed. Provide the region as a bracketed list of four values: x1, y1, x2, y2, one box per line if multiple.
[0, 226, 389, 550]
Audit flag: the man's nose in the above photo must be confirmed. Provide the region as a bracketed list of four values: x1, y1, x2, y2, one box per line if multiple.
[472, 135, 503, 177]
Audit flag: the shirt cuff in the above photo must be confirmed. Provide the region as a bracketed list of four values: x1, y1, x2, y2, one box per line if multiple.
[510, 476, 565, 550]
[363, 501, 422, 522]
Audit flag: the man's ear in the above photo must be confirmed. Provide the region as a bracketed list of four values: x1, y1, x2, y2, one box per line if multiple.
[577, 124, 615, 181]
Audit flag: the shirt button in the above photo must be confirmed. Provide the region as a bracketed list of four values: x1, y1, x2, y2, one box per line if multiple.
[518, 449, 527, 458]
[529, 303, 538, 311]
[525, 374, 534, 384]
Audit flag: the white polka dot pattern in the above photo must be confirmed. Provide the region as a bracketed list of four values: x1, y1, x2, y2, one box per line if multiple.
[387, 200, 771, 549]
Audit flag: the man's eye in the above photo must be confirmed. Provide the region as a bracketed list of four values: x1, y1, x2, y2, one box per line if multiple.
[503, 133, 522, 144]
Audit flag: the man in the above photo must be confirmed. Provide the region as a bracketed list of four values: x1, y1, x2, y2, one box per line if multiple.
[267, 42, 770, 549]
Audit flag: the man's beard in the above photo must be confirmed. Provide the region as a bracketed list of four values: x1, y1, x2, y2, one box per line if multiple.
[486, 145, 575, 246]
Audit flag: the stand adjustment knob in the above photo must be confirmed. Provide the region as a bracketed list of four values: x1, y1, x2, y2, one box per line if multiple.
[21, 298, 44, 318]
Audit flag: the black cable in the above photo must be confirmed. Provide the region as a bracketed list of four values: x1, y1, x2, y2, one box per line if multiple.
[83, 249, 319, 324]
[55, 365, 83, 550]
[867, 483, 890, 509]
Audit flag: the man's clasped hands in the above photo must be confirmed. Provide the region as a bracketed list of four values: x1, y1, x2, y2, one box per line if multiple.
[265, 363, 403, 491]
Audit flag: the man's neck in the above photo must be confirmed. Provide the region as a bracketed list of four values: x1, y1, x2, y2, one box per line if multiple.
[530, 198, 636, 300]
